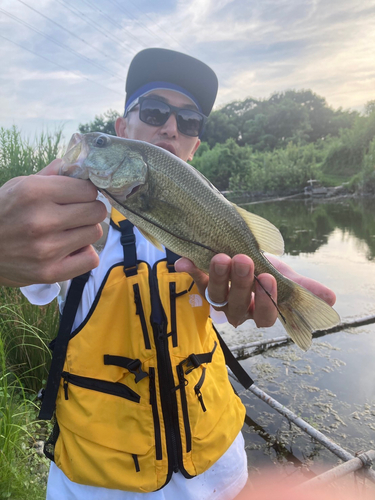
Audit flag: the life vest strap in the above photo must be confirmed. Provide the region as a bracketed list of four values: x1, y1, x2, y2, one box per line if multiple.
[38, 271, 91, 420]
[103, 355, 148, 383]
[166, 248, 180, 273]
[118, 219, 138, 277]
[184, 341, 218, 375]
[214, 326, 254, 389]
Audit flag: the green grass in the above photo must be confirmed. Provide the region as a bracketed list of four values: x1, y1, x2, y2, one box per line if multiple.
[0, 288, 58, 394]
[0, 125, 64, 186]
[0, 335, 49, 500]
[0, 289, 58, 497]
[0, 125, 63, 499]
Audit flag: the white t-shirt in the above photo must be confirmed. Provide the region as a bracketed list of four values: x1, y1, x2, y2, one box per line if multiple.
[22, 199, 248, 500]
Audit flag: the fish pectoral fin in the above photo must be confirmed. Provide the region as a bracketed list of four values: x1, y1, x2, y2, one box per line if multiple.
[137, 227, 164, 251]
[233, 204, 285, 255]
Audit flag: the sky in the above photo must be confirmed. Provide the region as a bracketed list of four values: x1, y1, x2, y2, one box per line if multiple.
[1, 0, 375, 145]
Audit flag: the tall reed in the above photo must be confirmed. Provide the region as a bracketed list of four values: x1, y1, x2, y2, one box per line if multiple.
[0, 333, 48, 499]
[0, 288, 58, 394]
[0, 125, 63, 186]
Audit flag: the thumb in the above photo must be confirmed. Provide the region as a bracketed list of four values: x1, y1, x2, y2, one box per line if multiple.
[36, 158, 64, 176]
[174, 258, 208, 297]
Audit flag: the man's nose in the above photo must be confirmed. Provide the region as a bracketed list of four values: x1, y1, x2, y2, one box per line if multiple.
[160, 113, 178, 136]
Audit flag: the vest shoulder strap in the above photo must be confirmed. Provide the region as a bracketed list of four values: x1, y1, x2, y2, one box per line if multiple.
[213, 325, 254, 389]
[111, 218, 138, 277]
[39, 271, 91, 420]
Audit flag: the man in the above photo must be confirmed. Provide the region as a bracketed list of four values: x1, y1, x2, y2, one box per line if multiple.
[0, 48, 335, 499]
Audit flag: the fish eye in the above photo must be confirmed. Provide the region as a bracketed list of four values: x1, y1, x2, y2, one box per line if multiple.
[95, 135, 108, 147]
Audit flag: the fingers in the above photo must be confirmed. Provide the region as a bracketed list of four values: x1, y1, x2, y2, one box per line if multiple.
[225, 255, 254, 327]
[36, 158, 64, 176]
[266, 254, 336, 306]
[176, 253, 333, 330]
[253, 273, 278, 327]
[207, 254, 232, 306]
[0, 172, 107, 285]
[176, 254, 278, 329]
[4, 173, 100, 207]
[174, 257, 209, 294]
[40, 245, 101, 284]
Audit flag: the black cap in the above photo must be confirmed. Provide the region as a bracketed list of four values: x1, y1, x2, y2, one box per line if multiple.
[125, 48, 218, 117]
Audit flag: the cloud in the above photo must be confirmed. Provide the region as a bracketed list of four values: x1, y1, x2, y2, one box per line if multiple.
[0, 0, 374, 140]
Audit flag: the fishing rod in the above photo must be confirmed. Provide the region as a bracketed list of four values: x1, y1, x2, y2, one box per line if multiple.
[228, 371, 375, 484]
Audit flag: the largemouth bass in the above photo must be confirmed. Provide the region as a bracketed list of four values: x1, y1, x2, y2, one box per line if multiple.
[60, 132, 340, 350]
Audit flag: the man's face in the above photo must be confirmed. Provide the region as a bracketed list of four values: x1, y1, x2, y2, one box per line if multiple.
[115, 89, 201, 162]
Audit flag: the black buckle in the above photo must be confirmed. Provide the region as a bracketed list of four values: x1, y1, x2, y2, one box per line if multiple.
[187, 353, 200, 369]
[120, 233, 135, 247]
[184, 353, 201, 375]
[127, 359, 148, 383]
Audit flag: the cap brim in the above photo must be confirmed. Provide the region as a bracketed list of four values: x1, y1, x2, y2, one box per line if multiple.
[126, 48, 218, 117]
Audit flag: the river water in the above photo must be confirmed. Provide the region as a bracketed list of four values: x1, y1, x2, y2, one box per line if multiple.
[217, 197, 375, 476]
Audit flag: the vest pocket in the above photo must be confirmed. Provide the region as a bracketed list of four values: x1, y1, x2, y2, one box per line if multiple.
[61, 372, 140, 403]
[57, 371, 155, 458]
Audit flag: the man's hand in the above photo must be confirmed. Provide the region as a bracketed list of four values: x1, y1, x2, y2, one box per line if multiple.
[175, 253, 336, 328]
[0, 159, 107, 287]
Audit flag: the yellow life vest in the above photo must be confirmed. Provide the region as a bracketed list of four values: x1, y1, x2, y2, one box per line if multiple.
[45, 209, 246, 493]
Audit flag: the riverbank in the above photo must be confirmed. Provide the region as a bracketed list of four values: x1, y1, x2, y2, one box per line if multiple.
[225, 185, 375, 205]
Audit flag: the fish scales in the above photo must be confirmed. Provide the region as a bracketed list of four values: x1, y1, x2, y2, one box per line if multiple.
[60, 132, 340, 351]
[123, 141, 260, 268]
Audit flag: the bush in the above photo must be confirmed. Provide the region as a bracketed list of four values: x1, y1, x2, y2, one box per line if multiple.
[321, 112, 375, 177]
[228, 142, 320, 194]
[358, 137, 375, 195]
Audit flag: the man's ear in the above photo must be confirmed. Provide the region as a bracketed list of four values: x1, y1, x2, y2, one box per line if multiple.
[115, 117, 127, 138]
[188, 139, 201, 162]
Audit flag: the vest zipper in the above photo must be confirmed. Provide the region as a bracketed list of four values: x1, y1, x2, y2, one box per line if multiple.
[177, 364, 192, 452]
[194, 367, 207, 412]
[169, 282, 178, 347]
[149, 264, 182, 476]
[133, 283, 151, 349]
[61, 372, 140, 403]
[149, 367, 162, 460]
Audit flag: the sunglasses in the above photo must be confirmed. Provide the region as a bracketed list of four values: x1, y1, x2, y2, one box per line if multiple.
[126, 96, 207, 137]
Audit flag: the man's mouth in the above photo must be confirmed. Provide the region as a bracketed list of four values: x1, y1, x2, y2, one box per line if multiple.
[155, 142, 177, 156]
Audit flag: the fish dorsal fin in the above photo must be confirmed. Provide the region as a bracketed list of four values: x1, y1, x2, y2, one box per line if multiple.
[233, 204, 284, 255]
[137, 227, 164, 251]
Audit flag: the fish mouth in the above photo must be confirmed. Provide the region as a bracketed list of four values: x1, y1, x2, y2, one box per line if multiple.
[60, 132, 90, 179]
[60, 132, 146, 199]
[102, 181, 142, 202]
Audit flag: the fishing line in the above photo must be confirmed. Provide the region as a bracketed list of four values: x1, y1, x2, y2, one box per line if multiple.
[254, 276, 286, 323]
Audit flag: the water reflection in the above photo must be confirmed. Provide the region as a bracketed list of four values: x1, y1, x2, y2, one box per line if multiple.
[243, 198, 375, 259]
[218, 197, 375, 476]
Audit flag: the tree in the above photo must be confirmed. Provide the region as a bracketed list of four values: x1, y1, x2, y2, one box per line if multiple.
[79, 109, 120, 135]
[202, 90, 358, 150]
[365, 100, 375, 116]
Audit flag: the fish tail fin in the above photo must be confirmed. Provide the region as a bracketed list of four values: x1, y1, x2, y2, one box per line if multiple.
[278, 284, 340, 351]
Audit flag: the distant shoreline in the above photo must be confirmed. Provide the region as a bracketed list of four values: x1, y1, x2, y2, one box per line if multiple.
[225, 189, 375, 205]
